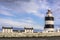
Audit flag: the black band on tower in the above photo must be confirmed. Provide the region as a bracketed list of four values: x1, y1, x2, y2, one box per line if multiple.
[44, 24, 54, 28]
[45, 17, 54, 21]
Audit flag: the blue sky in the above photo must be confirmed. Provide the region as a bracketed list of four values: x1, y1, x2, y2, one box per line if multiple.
[0, 0, 60, 30]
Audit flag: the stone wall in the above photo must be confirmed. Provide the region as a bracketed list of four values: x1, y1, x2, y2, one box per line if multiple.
[0, 32, 60, 37]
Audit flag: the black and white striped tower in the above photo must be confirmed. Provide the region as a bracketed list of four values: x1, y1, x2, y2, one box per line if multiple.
[44, 10, 54, 32]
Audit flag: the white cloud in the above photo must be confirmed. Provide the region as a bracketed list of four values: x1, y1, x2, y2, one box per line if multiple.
[0, 0, 48, 18]
[38, 0, 51, 10]
[32, 12, 45, 18]
[0, 18, 43, 30]
[0, 10, 14, 16]
[19, 0, 45, 18]
[22, 1, 39, 13]
[20, 19, 34, 23]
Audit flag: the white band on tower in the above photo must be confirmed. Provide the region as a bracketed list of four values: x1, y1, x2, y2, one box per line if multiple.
[45, 21, 54, 24]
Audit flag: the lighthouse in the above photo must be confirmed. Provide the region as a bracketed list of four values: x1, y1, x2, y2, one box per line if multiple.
[44, 10, 54, 32]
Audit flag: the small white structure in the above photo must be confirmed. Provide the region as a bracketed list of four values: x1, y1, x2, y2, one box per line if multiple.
[24, 27, 33, 33]
[2, 27, 13, 33]
[56, 28, 60, 32]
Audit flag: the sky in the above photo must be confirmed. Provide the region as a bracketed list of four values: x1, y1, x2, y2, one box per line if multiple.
[0, 0, 60, 30]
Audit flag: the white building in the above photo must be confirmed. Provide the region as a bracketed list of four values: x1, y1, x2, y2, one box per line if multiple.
[2, 27, 13, 33]
[24, 27, 33, 33]
[2, 26, 34, 33]
[55, 28, 60, 32]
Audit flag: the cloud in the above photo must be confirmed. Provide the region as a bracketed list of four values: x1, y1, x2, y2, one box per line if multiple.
[0, 0, 45, 18]
[39, 0, 51, 9]
[32, 12, 45, 18]
[0, 10, 14, 16]
[0, 18, 43, 30]
[0, 0, 30, 2]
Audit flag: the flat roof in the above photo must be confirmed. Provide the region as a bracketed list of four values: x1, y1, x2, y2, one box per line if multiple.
[24, 27, 33, 30]
[2, 27, 13, 29]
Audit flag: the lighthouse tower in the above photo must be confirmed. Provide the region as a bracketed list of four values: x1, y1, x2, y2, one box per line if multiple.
[44, 10, 54, 32]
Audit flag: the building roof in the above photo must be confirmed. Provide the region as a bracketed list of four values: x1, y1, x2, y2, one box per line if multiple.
[2, 27, 13, 29]
[24, 27, 33, 30]
[13, 30, 19, 32]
